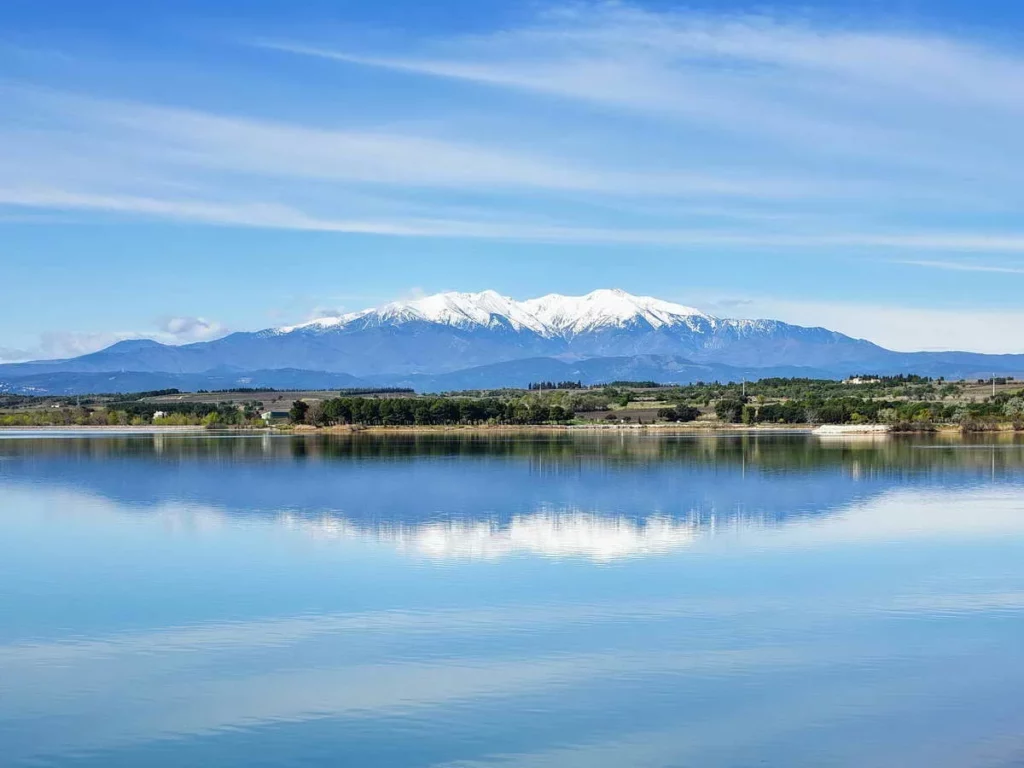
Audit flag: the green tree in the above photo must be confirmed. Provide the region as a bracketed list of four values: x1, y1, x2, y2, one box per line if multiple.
[715, 398, 745, 423]
[658, 405, 700, 422]
[289, 400, 310, 424]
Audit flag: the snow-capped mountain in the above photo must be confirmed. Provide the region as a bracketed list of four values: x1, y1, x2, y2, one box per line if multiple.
[278, 289, 710, 337]
[3, 288, 1024, 393]
[257, 288, 876, 373]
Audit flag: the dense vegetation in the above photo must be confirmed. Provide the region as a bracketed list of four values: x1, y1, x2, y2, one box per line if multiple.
[301, 396, 573, 426]
[657, 405, 701, 423]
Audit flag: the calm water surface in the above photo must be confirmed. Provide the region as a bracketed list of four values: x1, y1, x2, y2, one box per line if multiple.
[2, 432, 1024, 767]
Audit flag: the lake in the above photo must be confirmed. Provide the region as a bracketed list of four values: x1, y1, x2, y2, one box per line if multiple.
[2, 431, 1024, 767]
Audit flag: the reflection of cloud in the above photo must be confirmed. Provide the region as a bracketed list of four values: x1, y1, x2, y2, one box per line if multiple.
[0, 592, 797, 671]
[1, 642, 808, 764]
[284, 510, 700, 561]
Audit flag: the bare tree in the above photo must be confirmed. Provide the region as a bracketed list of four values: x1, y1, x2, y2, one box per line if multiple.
[306, 401, 326, 427]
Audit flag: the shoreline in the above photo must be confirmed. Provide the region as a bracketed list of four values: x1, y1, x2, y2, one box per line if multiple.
[0, 422, 815, 435]
[283, 422, 1024, 434]
[1, 422, 1021, 435]
[314, 423, 814, 434]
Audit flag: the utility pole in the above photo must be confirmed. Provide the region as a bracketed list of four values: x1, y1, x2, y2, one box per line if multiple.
[992, 373, 996, 398]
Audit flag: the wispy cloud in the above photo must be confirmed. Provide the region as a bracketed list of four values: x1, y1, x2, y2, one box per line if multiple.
[8, 187, 1024, 253]
[0, 187, 431, 234]
[4, 4, 1024, 260]
[897, 259, 1024, 275]
[258, 7, 1024, 178]
[0, 88, 844, 201]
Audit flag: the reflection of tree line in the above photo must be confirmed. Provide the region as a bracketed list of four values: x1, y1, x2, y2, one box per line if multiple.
[4, 434, 1022, 534]
[3, 433, 1024, 476]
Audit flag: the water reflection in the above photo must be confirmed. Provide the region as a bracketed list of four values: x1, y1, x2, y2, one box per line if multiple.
[286, 510, 700, 561]
[2, 432, 1023, 534]
[2, 433, 1024, 767]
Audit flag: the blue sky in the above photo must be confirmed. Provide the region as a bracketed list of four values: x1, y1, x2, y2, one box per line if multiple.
[3, 0, 1024, 360]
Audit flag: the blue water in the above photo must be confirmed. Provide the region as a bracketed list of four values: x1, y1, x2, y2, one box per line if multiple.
[2, 432, 1023, 767]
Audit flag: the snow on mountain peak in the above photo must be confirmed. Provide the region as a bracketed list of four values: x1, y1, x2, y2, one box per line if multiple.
[522, 289, 708, 335]
[278, 289, 711, 337]
[380, 290, 546, 332]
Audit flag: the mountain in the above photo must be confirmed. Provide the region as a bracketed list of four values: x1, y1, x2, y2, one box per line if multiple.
[2, 288, 1024, 394]
[269, 288, 881, 373]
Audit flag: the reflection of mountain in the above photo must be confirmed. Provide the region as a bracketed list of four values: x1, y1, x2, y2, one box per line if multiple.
[286, 511, 701, 561]
[2, 434, 1023, 545]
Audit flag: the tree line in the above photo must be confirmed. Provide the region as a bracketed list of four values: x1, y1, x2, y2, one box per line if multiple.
[296, 396, 573, 426]
[527, 381, 583, 390]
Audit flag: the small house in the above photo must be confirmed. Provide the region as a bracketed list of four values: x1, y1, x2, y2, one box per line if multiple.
[261, 410, 290, 423]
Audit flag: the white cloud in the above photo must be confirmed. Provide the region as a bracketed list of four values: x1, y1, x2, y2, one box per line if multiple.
[156, 316, 228, 343]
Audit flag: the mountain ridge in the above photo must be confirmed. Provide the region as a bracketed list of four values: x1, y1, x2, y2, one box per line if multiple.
[2, 288, 1024, 394]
